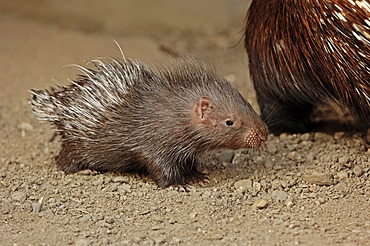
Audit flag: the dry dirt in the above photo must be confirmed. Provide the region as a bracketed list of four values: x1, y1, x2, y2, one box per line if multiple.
[1, 14, 370, 246]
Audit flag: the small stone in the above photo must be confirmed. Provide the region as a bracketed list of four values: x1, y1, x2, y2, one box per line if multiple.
[154, 236, 166, 245]
[334, 132, 345, 140]
[306, 152, 315, 162]
[152, 215, 163, 223]
[48, 198, 56, 203]
[253, 199, 269, 209]
[218, 150, 234, 163]
[353, 166, 364, 177]
[75, 238, 90, 246]
[11, 192, 27, 202]
[271, 190, 288, 202]
[112, 176, 130, 183]
[286, 198, 294, 208]
[279, 133, 289, 139]
[280, 180, 289, 188]
[79, 214, 91, 223]
[253, 182, 261, 191]
[337, 171, 349, 180]
[151, 225, 163, 231]
[105, 217, 114, 224]
[189, 212, 197, 219]
[300, 133, 311, 141]
[287, 151, 301, 160]
[32, 202, 42, 213]
[234, 179, 253, 191]
[314, 132, 333, 142]
[92, 177, 104, 186]
[267, 144, 277, 154]
[302, 173, 335, 186]
[118, 184, 132, 192]
[271, 179, 282, 190]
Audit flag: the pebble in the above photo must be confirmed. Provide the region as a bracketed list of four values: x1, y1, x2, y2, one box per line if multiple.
[334, 132, 345, 140]
[253, 182, 261, 191]
[11, 192, 27, 202]
[92, 177, 105, 186]
[32, 202, 43, 213]
[287, 151, 301, 160]
[314, 132, 333, 142]
[271, 180, 282, 190]
[75, 238, 90, 246]
[218, 150, 234, 163]
[337, 171, 349, 180]
[352, 166, 364, 177]
[267, 144, 277, 154]
[271, 190, 288, 202]
[112, 176, 130, 183]
[306, 152, 315, 162]
[79, 214, 91, 223]
[152, 215, 163, 223]
[151, 225, 164, 231]
[302, 173, 335, 186]
[286, 198, 294, 208]
[189, 211, 197, 219]
[234, 179, 253, 191]
[280, 180, 289, 188]
[118, 184, 132, 192]
[300, 133, 311, 141]
[253, 199, 269, 209]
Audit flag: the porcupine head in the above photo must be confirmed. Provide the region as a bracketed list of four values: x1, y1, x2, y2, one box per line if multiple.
[31, 54, 268, 190]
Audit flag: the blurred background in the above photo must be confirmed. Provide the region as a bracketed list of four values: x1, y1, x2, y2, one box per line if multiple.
[0, 0, 251, 36]
[0, 0, 256, 106]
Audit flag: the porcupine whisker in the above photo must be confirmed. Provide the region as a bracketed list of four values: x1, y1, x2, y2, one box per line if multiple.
[259, 95, 285, 130]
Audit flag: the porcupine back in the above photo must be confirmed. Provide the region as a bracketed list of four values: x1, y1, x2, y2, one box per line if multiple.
[31, 55, 268, 188]
[244, 0, 370, 133]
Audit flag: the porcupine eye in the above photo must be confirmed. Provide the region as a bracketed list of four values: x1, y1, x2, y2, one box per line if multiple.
[225, 120, 234, 126]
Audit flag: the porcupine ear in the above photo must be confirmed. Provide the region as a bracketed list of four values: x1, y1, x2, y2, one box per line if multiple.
[195, 96, 212, 120]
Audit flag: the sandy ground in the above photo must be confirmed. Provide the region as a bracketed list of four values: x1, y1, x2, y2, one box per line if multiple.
[0, 15, 369, 246]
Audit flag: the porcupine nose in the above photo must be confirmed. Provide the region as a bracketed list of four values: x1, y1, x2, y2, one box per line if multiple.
[257, 122, 269, 143]
[258, 128, 268, 142]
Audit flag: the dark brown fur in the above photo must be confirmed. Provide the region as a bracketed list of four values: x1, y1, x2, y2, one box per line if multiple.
[245, 0, 370, 133]
[31, 55, 268, 189]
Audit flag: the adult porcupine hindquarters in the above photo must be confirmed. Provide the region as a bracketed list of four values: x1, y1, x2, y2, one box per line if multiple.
[244, 0, 370, 133]
[31, 54, 268, 190]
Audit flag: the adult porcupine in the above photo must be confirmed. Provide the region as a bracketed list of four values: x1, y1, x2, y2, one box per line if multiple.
[31, 53, 268, 190]
[245, 0, 370, 133]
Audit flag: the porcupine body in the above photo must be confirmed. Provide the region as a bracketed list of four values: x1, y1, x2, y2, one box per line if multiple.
[245, 0, 370, 133]
[31, 54, 268, 189]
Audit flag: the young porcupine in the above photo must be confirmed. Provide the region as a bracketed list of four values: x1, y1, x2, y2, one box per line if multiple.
[31, 53, 268, 190]
[245, 0, 370, 133]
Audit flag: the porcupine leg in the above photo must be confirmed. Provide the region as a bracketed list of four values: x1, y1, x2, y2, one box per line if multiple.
[56, 142, 95, 174]
[56, 146, 80, 173]
[184, 161, 209, 186]
[147, 157, 208, 192]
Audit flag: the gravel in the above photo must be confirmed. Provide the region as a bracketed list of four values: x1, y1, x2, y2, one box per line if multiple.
[1, 17, 369, 246]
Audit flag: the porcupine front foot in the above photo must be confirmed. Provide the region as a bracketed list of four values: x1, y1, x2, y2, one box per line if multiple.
[168, 170, 210, 192]
[168, 171, 209, 192]
[150, 161, 209, 192]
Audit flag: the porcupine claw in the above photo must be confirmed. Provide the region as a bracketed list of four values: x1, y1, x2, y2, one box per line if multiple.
[168, 184, 194, 192]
